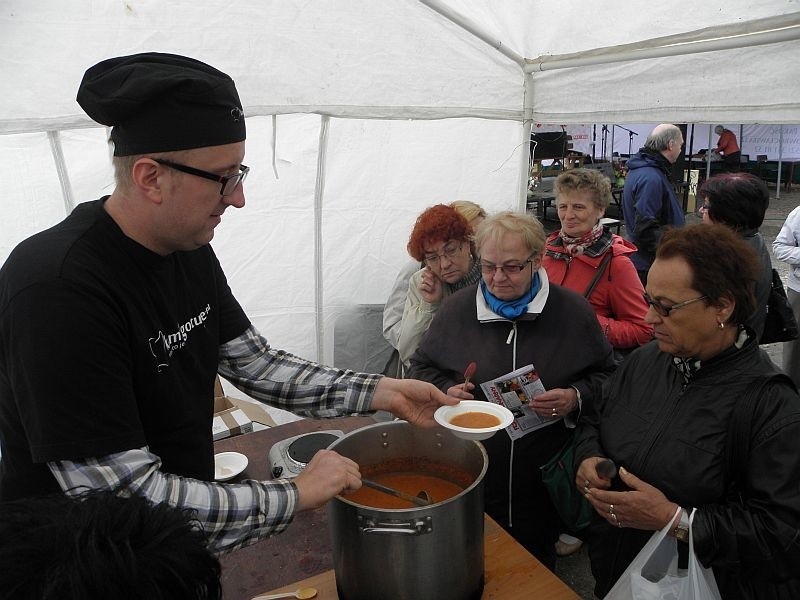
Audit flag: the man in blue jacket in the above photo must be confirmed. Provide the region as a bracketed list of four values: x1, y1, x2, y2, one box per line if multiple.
[622, 124, 686, 285]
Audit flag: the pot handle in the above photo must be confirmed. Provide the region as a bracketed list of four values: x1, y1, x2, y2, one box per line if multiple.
[357, 515, 432, 536]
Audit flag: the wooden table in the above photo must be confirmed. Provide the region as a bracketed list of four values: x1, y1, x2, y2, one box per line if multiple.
[526, 190, 556, 221]
[216, 417, 579, 600]
[260, 515, 578, 600]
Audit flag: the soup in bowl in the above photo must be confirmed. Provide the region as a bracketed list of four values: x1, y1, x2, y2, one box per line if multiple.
[434, 400, 514, 440]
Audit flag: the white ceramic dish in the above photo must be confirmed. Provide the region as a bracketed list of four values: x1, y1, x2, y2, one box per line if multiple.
[434, 400, 514, 441]
[214, 451, 248, 481]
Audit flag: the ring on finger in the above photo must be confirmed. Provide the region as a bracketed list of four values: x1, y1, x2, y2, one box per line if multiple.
[551, 408, 558, 417]
[609, 504, 615, 515]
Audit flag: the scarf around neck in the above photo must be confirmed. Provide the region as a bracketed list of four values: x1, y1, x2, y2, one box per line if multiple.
[480, 272, 541, 319]
[560, 222, 604, 256]
[671, 326, 748, 383]
[446, 258, 482, 293]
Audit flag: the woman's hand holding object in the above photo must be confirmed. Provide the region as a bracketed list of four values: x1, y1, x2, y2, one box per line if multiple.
[530, 387, 577, 418]
[581, 465, 678, 531]
[447, 361, 478, 399]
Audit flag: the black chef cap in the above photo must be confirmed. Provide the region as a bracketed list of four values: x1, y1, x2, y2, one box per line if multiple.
[76, 52, 246, 156]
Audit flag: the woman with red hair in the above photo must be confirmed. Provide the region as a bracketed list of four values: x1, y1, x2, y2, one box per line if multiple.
[395, 204, 482, 367]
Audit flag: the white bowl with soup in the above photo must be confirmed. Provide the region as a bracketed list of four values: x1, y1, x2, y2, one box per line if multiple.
[434, 401, 514, 440]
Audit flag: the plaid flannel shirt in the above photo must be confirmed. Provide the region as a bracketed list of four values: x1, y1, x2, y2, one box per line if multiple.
[49, 325, 382, 554]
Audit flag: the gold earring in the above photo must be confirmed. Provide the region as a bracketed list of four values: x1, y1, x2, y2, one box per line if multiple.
[718, 321, 725, 330]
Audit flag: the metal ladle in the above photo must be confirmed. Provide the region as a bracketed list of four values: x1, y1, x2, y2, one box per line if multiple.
[361, 478, 431, 506]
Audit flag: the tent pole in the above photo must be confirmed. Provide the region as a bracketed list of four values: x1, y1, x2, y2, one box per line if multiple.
[418, 0, 532, 213]
[777, 126, 783, 200]
[47, 131, 75, 215]
[525, 15, 800, 72]
[314, 115, 330, 363]
[687, 124, 696, 208]
[519, 74, 534, 213]
[271, 115, 280, 179]
[418, 0, 525, 67]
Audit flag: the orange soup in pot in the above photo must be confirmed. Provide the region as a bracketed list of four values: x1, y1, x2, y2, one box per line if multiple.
[347, 473, 464, 509]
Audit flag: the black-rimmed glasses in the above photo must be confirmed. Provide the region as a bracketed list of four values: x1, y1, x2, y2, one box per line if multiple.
[479, 255, 535, 275]
[424, 241, 464, 267]
[642, 292, 708, 317]
[153, 158, 249, 196]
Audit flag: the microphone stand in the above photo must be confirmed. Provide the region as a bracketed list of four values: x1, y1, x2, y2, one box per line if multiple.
[610, 127, 616, 161]
[613, 124, 638, 156]
[600, 125, 609, 161]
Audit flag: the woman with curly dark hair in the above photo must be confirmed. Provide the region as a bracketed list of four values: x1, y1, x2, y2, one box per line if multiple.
[395, 203, 482, 367]
[0, 490, 222, 600]
[698, 172, 771, 339]
[574, 223, 800, 599]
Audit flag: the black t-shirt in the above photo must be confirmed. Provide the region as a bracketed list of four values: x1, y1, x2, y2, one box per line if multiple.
[0, 198, 250, 500]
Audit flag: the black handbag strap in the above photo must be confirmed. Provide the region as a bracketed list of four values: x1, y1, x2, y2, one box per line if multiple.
[583, 251, 614, 299]
[725, 373, 793, 492]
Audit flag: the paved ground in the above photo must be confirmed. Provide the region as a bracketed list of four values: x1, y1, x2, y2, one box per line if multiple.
[549, 183, 800, 599]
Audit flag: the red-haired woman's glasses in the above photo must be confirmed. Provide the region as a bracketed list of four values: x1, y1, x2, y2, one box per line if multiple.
[424, 241, 463, 267]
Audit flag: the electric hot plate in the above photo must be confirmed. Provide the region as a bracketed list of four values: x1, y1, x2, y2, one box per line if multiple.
[268, 429, 344, 478]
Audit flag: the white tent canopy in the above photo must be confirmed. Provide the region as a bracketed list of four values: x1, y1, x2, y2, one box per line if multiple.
[2, 0, 799, 372]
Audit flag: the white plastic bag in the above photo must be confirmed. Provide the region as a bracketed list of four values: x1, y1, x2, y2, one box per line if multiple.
[681, 509, 722, 600]
[604, 508, 722, 600]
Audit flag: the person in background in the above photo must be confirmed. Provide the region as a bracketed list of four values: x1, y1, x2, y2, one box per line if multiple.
[772, 204, 800, 386]
[698, 172, 771, 340]
[543, 168, 651, 557]
[712, 125, 741, 171]
[0, 489, 221, 600]
[545, 168, 652, 354]
[622, 123, 686, 286]
[408, 211, 615, 569]
[393, 203, 483, 368]
[0, 53, 456, 555]
[382, 200, 486, 372]
[574, 223, 800, 599]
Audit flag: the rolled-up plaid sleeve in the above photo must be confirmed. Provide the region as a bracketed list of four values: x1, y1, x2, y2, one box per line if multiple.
[49, 447, 298, 554]
[217, 325, 382, 417]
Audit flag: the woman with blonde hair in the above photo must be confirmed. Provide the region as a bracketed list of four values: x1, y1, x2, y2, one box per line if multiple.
[409, 211, 615, 568]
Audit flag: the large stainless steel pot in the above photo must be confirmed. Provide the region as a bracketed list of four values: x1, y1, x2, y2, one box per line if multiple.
[327, 421, 488, 600]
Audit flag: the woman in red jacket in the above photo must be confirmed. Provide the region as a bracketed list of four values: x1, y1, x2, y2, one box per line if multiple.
[544, 168, 652, 352]
[543, 167, 653, 557]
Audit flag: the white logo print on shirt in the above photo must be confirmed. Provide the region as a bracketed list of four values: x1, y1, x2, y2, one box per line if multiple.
[148, 304, 212, 373]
